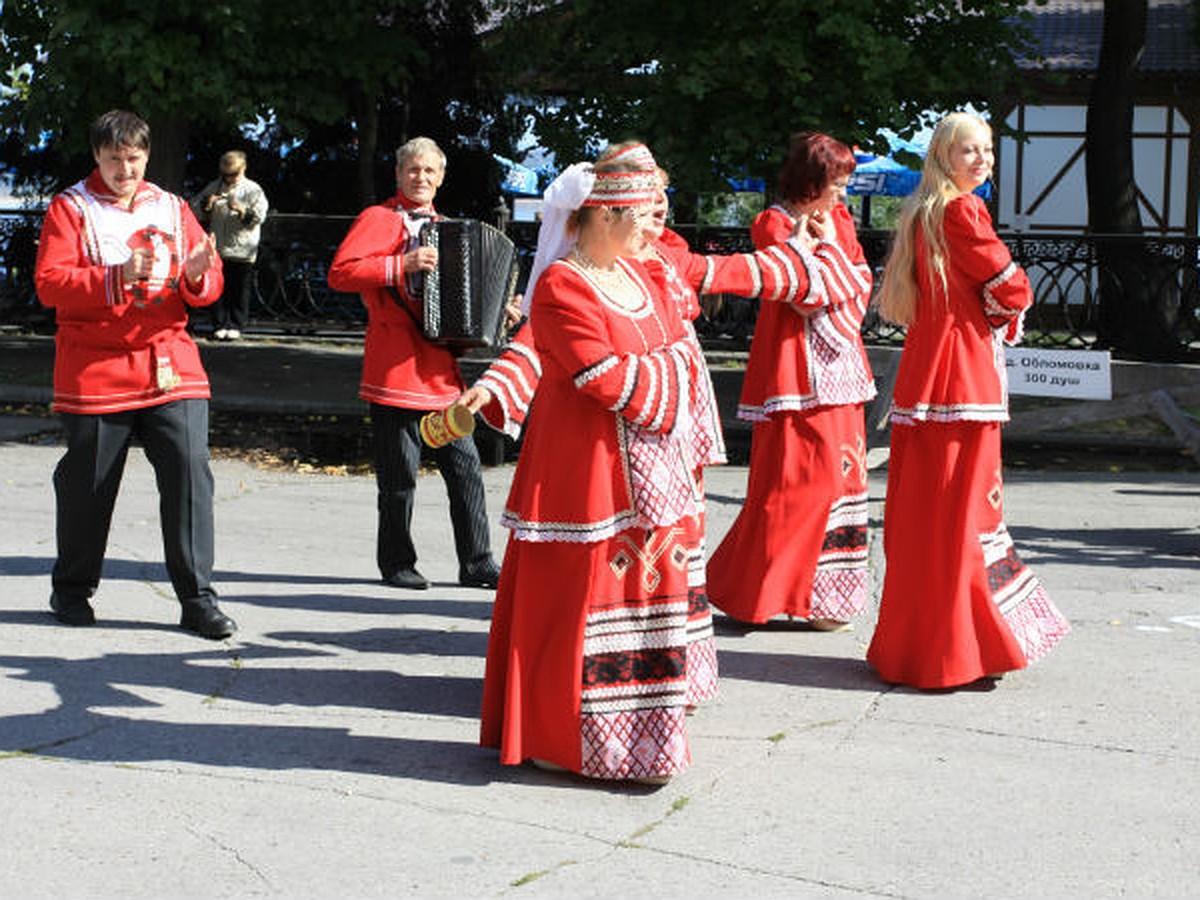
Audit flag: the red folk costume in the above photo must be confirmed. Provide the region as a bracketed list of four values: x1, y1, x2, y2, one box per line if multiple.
[867, 193, 1070, 689]
[707, 203, 876, 624]
[475, 228, 826, 719]
[477, 226, 823, 446]
[480, 256, 708, 779]
[326, 192, 464, 409]
[647, 227, 814, 690]
[35, 172, 223, 413]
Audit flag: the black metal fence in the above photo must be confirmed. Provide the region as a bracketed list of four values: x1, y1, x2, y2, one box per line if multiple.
[4, 210, 1198, 357]
[669, 224, 1200, 354]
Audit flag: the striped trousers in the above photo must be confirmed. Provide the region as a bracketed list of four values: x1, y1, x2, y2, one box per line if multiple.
[370, 402, 493, 579]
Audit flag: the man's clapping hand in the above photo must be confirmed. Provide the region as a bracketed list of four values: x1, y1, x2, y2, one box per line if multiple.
[184, 234, 219, 288]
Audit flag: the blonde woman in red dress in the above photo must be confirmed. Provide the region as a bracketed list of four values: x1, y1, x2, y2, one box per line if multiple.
[707, 132, 876, 631]
[867, 112, 1070, 689]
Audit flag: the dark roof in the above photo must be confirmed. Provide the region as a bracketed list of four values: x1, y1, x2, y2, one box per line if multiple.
[1017, 0, 1199, 73]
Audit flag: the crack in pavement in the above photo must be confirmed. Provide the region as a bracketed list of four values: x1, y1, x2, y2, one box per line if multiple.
[182, 820, 274, 888]
[869, 715, 1200, 761]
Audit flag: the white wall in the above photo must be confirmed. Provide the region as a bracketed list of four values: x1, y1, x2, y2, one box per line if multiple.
[996, 104, 1194, 235]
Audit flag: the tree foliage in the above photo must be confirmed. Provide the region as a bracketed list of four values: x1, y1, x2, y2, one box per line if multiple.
[493, 0, 1036, 190]
[2, 1, 272, 192]
[0, 0, 514, 212]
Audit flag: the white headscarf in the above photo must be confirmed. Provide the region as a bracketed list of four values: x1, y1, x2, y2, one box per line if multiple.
[521, 162, 594, 313]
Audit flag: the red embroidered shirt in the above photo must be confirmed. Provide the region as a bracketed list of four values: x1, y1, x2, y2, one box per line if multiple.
[35, 172, 222, 414]
[891, 193, 1031, 425]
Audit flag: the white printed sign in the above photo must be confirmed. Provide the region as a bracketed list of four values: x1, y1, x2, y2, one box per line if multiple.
[1005, 348, 1112, 400]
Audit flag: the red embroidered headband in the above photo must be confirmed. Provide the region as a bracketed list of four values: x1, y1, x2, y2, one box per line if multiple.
[605, 142, 658, 172]
[582, 169, 662, 207]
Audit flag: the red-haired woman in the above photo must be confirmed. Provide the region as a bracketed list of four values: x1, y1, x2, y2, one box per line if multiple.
[707, 132, 876, 630]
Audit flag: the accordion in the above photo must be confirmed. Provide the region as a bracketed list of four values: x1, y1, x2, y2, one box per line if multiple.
[419, 218, 520, 349]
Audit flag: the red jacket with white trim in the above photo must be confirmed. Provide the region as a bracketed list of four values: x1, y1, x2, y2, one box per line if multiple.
[891, 193, 1031, 425]
[738, 202, 876, 420]
[500, 258, 700, 542]
[326, 193, 465, 410]
[35, 172, 223, 414]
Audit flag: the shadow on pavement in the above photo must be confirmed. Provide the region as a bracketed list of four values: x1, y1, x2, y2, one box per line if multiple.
[1009, 524, 1198, 569]
[230, 590, 494, 620]
[0, 554, 376, 587]
[265, 626, 489, 658]
[713, 645, 881, 692]
[0, 645, 496, 785]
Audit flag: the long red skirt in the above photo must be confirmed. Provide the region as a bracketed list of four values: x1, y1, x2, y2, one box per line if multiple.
[707, 404, 869, 623]
[480, 517, 715, 780]
[867, 421, 1070, 689]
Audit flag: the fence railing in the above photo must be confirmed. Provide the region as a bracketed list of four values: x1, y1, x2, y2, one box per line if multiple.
[668, 225, 1200, 353]
[4, 211, 1198, 357]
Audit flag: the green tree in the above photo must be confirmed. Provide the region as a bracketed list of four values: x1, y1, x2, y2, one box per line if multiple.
[1, 1, 272, 192]
[492, 0, 1036, 189]
[0, 0, 508, 210]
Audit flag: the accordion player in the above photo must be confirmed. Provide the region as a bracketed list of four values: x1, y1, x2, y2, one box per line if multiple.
[417, 218, 520, 350]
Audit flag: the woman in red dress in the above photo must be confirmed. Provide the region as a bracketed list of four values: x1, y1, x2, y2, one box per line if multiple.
[468, 143, 826, 724]
[867, 112, 1070, 689]
[707, 132, 876, 630]
[479, 156, 708, 784]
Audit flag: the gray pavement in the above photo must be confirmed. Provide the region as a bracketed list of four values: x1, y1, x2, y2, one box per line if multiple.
[1, 431, 1198, 898]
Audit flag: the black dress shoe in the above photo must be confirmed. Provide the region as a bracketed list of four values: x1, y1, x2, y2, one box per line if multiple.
[50, 592, 96, 626]
[459, 559, 501, 589]
[383, 568, 429, 590]
[180, 598, 237, 639]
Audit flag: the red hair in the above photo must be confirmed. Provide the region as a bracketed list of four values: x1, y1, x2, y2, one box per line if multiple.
[777, 132, 856, 204]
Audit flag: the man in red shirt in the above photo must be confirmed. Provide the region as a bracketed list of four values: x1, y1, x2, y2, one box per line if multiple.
[35, 109, 236, 639]
[328, 137, 499, 590]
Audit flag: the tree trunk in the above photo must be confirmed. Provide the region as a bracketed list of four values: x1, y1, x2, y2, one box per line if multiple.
[353, 89, 380, 209]
[1086, 0, 1181, 359]
[145, 112, 190, 195]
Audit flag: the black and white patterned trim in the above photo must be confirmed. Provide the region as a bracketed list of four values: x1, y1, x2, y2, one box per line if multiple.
[575, 354, 621, 389]
[736, 391, 819, 421]
[501, 508, 641, 543]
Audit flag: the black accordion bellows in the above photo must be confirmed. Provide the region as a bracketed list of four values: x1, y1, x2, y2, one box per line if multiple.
[420, 219, 519, 349]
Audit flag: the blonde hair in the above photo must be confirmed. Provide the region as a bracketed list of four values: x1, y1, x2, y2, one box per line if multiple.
[875, 112, 991, 326]
[219, 150, 246, 174]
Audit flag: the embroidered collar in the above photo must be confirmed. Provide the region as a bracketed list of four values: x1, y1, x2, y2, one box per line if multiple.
[84, 170, 161, 209]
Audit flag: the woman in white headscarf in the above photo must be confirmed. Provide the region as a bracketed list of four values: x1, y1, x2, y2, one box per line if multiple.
[478, 154, 706, 784]
[468, 145, 842, 746]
